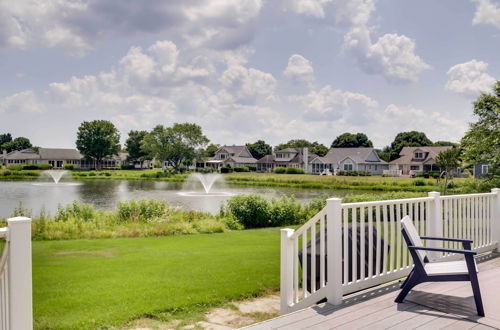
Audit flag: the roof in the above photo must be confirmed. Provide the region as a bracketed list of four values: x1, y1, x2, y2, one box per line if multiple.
[38, 148, 83, 160]
[228, 156, 258, 164]
[218, 145, 247, 156]
[3, 149, 41, 160]
[256, 149, 318, 164]
[276, 148, 300, 153]
[319, 148, 386, 164]
[390, 146, 453, 165]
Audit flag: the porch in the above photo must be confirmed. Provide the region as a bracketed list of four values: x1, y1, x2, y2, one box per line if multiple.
[245, 253, 500, 329]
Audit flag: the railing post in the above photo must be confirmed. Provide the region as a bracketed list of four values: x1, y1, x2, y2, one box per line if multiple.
[427, 191, 442, 260]
[7, 217, 33, 330]
[280, 228, 294, 315]
[326, 198, 342, 305]
[492, 188, 500, 252]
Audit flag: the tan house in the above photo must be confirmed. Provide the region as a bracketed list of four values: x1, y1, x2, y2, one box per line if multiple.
[257, 148, 316, 172]
[204, 145, 257, 169]
[310, 148, 388, 175]
[389, 146, 452, 175]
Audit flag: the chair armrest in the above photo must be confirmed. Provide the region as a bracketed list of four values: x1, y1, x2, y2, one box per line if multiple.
[408, 246, 477, 255]
[420, 236, 473, 244]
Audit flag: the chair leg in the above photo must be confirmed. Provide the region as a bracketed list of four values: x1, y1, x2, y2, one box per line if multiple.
[400, 269, 413, 288]
[470, 273, 485, 317]
[395, 272, 420, 303]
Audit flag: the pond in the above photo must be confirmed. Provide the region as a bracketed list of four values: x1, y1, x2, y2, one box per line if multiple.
[0, 179, 360, 218]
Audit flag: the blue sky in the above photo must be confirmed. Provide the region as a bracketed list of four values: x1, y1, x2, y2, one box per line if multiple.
[0, 0, 498, 149]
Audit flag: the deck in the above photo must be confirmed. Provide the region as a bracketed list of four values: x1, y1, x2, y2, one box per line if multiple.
[245, 253, 500, 330]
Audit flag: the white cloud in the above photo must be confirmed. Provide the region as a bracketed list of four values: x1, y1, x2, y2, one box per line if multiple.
[288, 0, 332, 18]
[0, 0, 264, 54]
[0, 90, 43, 113]
[283, 54, 315, 87]
[445, 60, 496, 95]
[472, 0, 500, 29]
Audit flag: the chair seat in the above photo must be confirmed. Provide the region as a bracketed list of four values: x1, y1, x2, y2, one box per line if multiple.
[425, 259, 478, 276]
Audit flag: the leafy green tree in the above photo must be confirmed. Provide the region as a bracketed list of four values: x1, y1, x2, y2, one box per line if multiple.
[76, 120, 121, 170]
[376, 147, 391, 162]
[388, 131, 433, 161]
[141, 123, 209, 172]
[433, 141, 458, 147]
[1, 136, 32, 152]
[0, 133, 12, 152]
[274, 139, 312, 151]
[246, 140, 272, 159]
[461, 81, 500, 178]
[330, 133, 373, 148]
[125, 130, 149, 168]
[204, 143, 220, 158]
[435, 148, 460, 195]
[310, 143, 329, 157]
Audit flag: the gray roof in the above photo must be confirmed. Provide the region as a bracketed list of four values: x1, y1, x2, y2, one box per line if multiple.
[390, 146, 452, 165]
[276, 148, 300, 153]
[3, 149, 41, 160]
[218, 145, 247, 156]
[38, 148, 82, 160]
[228, 156, 258, 164]
[319, 148, 386, 164]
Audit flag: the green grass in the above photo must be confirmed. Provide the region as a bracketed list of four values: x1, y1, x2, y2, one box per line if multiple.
[33, 228, 280, 329]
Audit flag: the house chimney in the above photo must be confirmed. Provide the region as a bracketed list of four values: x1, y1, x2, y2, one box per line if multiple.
[303, 147, 309, 173]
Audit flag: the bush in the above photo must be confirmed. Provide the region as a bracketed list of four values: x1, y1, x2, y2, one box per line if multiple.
[7, 165, 23, 171]
[121, 164, 135, 170]
[247, 165, 257, 172]
[64, 164, 75, 170]
[286, 167, 304, 174]
[337, 170, 370, 176]
[268, 196, 303, 226]
[220, 166, 233, 173]
[225, 194, 270, 228]
[413, 179, 426, 186]
[274, 167, 286, 174]
[39, 164, 52, 170]
[22, 164, 40, 170]
[429, 171, 441, 179]
[233, 166, 249, 172]
[116, 199, 169, 223]
[196, 167, 213, 173]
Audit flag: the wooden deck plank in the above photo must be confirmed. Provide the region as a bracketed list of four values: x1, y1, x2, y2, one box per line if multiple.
[413, 314, 473, 330]
[386, 308, 448, 330]
[355, 304, 431, 330]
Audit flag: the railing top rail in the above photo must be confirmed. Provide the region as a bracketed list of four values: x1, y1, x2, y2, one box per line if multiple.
[291, 207, 326, 239]
[441, 192, 496, 199]
[0, 227, 7, 238]
[341, 197, 433, 208]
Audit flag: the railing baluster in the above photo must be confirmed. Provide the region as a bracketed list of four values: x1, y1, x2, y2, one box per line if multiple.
[319, 215, 325, 288]
[443, 199, 448, 251]
[396, 203, 401, 270]
[360, 207, 365, 280]
[368, 206, 373, 278]
[311, 224, 316, 293]
[302, 230, 308, 299]
[375, 205, 381, 276]
[293, 238, 298, 303]
[383, 205, 388, 275]
[343, 208, 348, 285]
[389, 205, 395, 272]
[351, 207, 357, 282]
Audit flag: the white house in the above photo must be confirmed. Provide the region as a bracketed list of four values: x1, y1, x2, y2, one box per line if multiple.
[310, 148, 388, 175]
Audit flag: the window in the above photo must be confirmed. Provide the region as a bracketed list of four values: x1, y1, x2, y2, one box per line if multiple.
[414, 152, 424, 159]
[220, 154, 226, 159]
[276, 153, 283, 158]
[482, 165, 489, 175]
[343, 163, 353, 171]
[410, 165, 420, 171]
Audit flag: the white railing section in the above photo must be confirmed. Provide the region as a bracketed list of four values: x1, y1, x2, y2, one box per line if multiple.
[280, 189, 500, 314]
[0, 217, 33, 330]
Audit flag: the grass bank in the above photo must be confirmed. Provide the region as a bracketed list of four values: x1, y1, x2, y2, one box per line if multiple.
[32, 229, 280, 329]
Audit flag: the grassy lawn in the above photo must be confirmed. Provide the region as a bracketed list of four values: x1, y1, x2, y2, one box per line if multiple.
[33, 228, 280, 329]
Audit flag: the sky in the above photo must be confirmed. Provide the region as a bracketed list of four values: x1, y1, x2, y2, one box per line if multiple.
[0, 0, 499, 149]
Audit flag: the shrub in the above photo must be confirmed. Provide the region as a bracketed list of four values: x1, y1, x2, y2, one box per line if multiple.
[429, 171, 441, 179]
[247, 165, 257, 172]
[55, 201, 97, 222]
[225, 194, 270, 228]
[39, 164, 52, 170]
[88, 172, 96, 176]
[220, 166, 233, 173]
[268, 196, 303, 226]
[233, 166, 249, 172]
[413, 179, 426, 186]
[7, 165, 23, 171]
[116, 199, 169, 223]
[285, 167, 304, 174]
[22, 164, 40, 170]
[196, 167, 213, 173]
[63, 164, 75, 170]
[274, 167, 286, 174]
[120, 164, 135, 170]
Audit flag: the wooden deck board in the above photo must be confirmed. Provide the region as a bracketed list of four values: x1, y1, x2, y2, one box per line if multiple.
[244, 255, 500, 330]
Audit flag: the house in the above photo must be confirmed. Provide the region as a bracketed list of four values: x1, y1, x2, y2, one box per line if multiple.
[203, 145, 257, 169]
[473, 161, 490, 179]
[1, 148, 127, 169]
[389, 146, 452, 175]
[310, 147, 388, 175]
[256, 148, 316, 172]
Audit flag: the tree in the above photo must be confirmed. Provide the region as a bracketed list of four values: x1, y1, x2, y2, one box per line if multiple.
[388, 131, 433, 161]
[435, 148, 460, 195]
[76, 120, 121, 170]
[461, 81, 500, 178]
[125, 130, 149, 168]
[330, 133, 373, 148]
[141, 123, 209, 172]
[1, 137, 32, 153]
[204, 144, 220, 158]
[246, 140, 272, 159]
[434, 141, 458, 147]
[274, 139, 312, 151]
[0, 133, 12, 152]
[310, 143, 329, 157]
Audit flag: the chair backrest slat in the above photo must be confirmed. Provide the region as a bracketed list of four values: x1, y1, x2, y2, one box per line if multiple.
[401, 215, 427, 265]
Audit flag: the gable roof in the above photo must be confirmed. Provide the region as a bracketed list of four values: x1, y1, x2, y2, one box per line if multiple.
[3, 149, 41, 160]
[320, 148, 386, 164]
[391, 146, 453, 165]
[218, 145, 247, 156]
[276, 148, 300, 153]
[38, 148, 83, 160]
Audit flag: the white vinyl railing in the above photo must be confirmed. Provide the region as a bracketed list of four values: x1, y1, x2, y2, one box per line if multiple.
[0, 217, 33, 329]
[280, 188, 500, 314]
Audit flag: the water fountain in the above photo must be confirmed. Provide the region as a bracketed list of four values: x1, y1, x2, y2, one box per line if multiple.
[177, 173, 234, 197]
[32, 170, 82, 186]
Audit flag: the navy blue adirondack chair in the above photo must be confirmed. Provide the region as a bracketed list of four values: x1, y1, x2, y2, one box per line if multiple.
[396, 216, 484, 317]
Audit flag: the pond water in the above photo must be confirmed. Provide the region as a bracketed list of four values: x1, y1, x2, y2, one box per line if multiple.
[0, 179, 360, 218]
